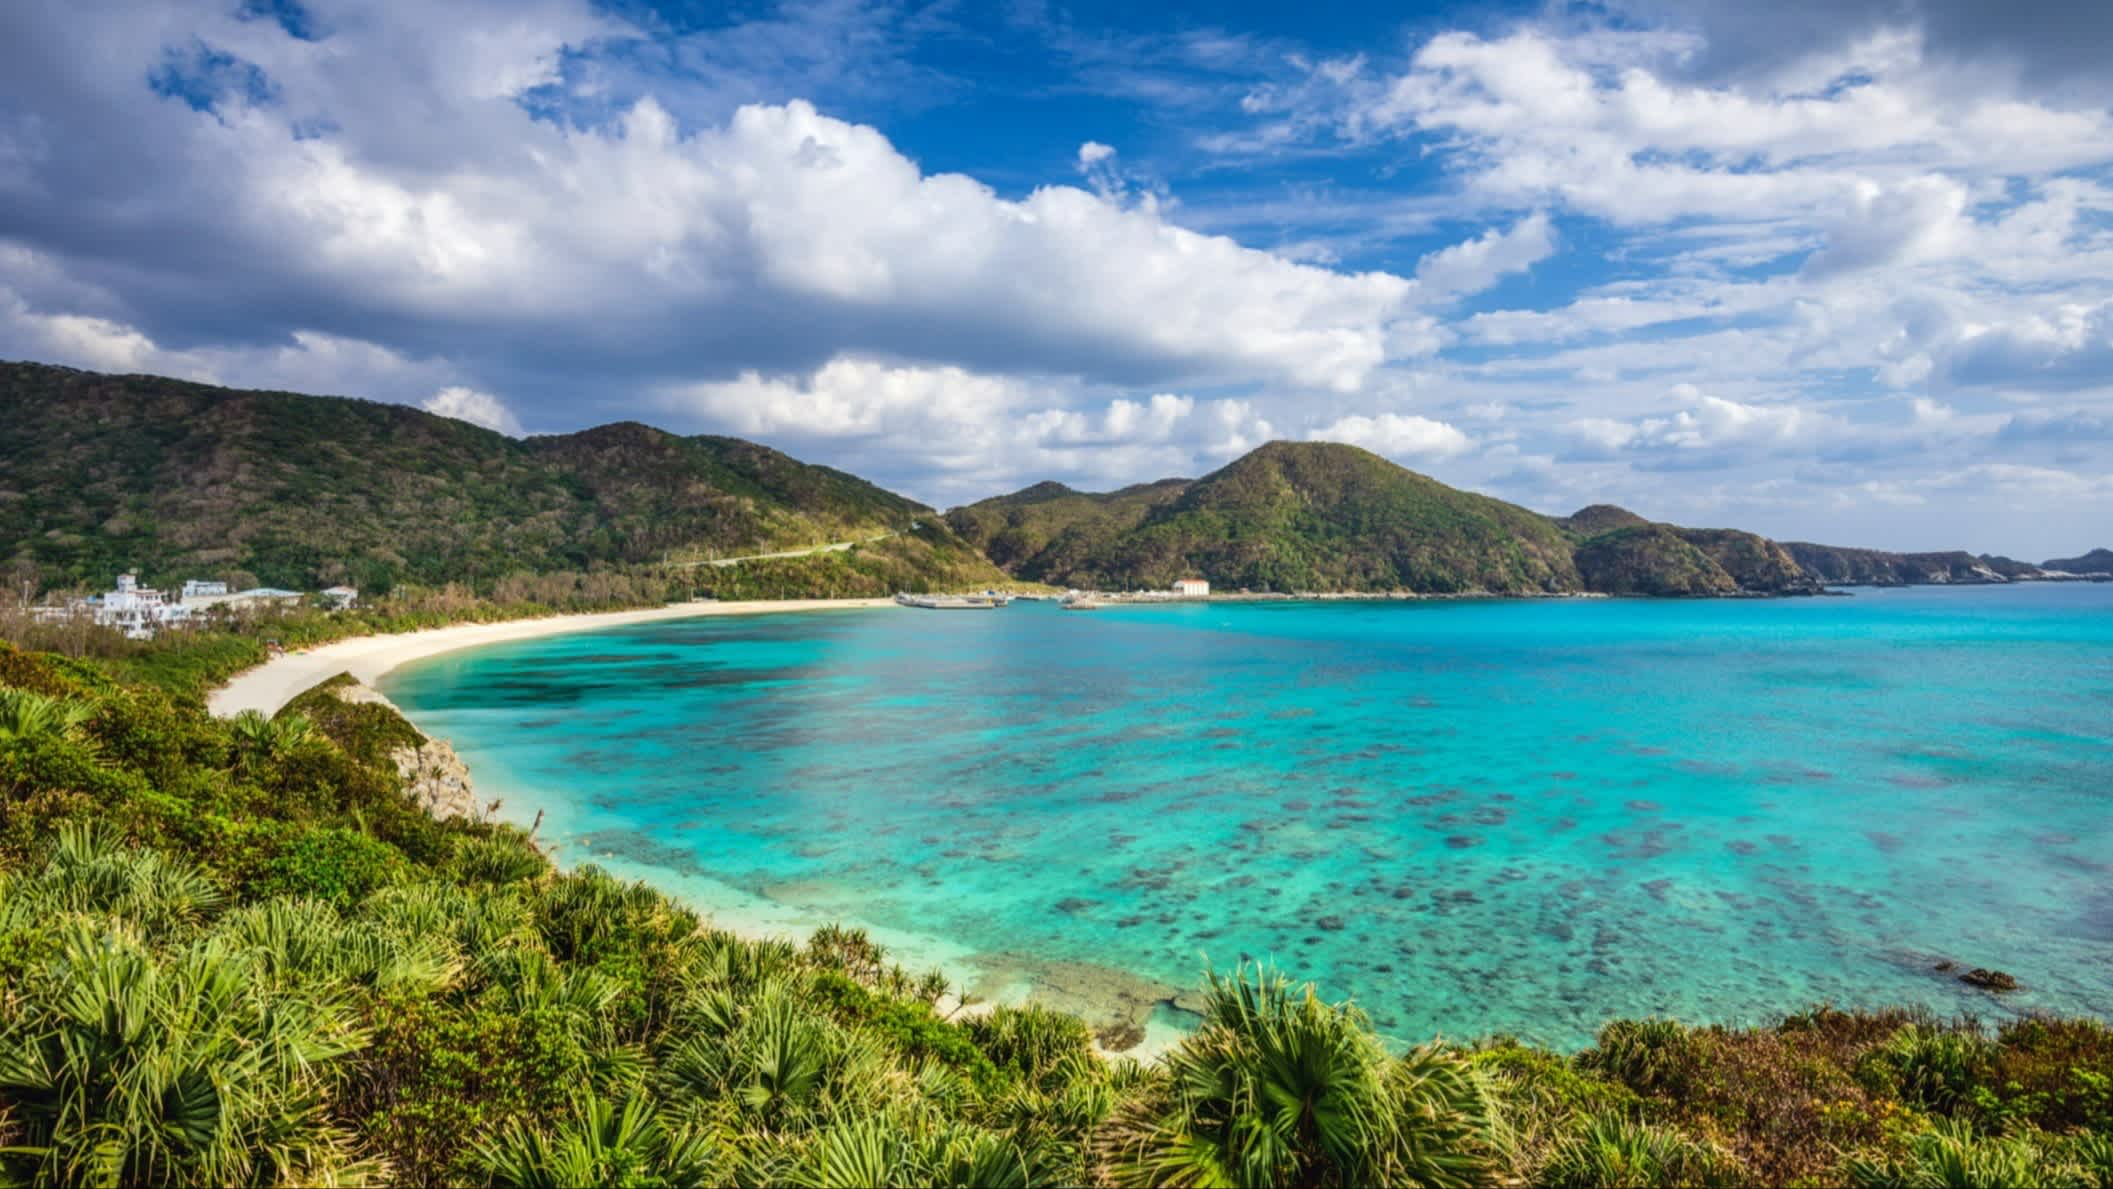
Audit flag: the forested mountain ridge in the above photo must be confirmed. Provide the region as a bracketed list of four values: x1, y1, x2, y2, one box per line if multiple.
[0, 362, 940, 593]
[948, 446, 1829, 595]
[947, 441, 1585, 593]
[7, 361, 2097, 600]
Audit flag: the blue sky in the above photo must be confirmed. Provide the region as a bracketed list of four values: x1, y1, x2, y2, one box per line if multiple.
[3, 0, 2113, 556]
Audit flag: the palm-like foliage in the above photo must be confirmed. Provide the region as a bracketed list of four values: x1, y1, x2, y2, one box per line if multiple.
[0, 688, 96, 746]
[1538, 1111, 1731, 1189]
[1098, 964, 1493, 1189]
[1863, 1026, 1993, 1116]
[10, 822, 224, 939]
[0, 924, 368, 1188]
[452, 834, 547, 886]
[228, 709, 317, 772]
[476, 1092, 719, 1189]
[1842, 1120, 2107, 1189]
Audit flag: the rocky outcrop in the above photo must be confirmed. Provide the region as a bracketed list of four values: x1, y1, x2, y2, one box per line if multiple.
[1960, 968, 2020, 992]
[2043, 548, 2113, 575]
[326, 678, 484, 822]
[1784, 543, 2010, 585]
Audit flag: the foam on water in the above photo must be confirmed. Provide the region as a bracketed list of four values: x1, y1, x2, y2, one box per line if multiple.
[383, 585, 2113, 1047]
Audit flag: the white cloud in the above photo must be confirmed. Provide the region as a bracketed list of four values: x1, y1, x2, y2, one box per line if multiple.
[1308, 412, 1471, 460]
[423, 386, 524, 435]
[0, 1, 1423, 396]
[662, 357, 1275, 504]
[1412, 212, 1556, 301]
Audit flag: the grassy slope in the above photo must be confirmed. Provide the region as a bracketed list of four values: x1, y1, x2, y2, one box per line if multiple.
[0, 362, 930, 593]
[0, 642, 2107, 1186]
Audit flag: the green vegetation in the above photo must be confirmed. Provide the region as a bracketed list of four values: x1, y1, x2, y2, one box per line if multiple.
[1572, 526, 1740, 596]
[948, 442, 1583, 593]
[12, 361, 2097, 603]
[0, 362, 936, 595]
[685, 522, 1028, 601]
[949, 446, 1832, 597]
[1783, 543, 2006, 586]
[0, 638, 2107, 1186]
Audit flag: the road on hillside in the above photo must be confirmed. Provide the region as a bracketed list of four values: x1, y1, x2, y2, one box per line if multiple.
[664, 529, 904, 569]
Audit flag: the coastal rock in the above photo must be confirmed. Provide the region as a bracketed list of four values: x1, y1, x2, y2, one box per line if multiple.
[1960, 968, 2019, 992]
[329, 679, 484, 822]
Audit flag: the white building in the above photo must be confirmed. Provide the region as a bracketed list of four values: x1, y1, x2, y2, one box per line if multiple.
[182, 586, 308, 615]
[1174, 577, 1210, 598]
[88, 573, 191, 639]
[180, 579, 229, 599]
[320, 585, 359, 609]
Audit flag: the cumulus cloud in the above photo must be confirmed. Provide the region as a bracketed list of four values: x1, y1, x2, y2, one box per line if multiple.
[1601, 0, 2113, 100]
[1307, 412, 1471, 460]
[1555, 385, 1843, 470]
[1412, 213, 1556, 301]
[662, 357, 1274, 504]
[0, 0, 1419, 399]
[422, 387, 524, 435]
[1938, 302, 2113, 392]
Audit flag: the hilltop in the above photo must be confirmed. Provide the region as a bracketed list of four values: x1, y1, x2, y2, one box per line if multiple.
[948, 445, 1826, 595]
[0, 361, 1007, 596]
[953, 442, 1581, 593]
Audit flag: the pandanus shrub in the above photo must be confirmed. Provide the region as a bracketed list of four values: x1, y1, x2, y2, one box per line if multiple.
[10, 821, 224, 939]
[0, 688, 96, 747]
[228, 709, 317, 771]
[1576, 1018, 1699, 1097]
[1841, 1119, 2108, 1189]
[0, 924, 368, 1188]
[1097, 963, 1494, 1188]
[475, 1092, 718, 1189]
[1537, 1111, 1732, 1188]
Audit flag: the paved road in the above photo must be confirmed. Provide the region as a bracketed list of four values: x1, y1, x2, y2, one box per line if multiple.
[668, 531, 898, 569]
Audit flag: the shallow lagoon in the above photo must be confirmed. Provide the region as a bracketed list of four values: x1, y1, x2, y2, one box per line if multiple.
[384, 585, 2113, 1047]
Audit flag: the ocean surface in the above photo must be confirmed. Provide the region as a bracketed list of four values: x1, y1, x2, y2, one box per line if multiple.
[382, 585, 2113, 1048]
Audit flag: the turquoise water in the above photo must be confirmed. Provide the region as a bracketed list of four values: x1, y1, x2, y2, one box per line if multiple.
[383, 586, 2113, 1047]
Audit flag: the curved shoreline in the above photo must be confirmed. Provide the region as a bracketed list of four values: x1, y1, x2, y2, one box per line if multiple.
[206, 598, 899, 719]
[205, 597, 1190, 1051]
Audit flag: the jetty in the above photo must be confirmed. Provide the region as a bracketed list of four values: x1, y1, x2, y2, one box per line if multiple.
[894, 592, 1010, 610]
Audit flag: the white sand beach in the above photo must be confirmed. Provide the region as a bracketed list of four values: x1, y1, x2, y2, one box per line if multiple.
[207, 597, 897, 719]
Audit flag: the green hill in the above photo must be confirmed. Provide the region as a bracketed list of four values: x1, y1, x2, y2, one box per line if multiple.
[1571, 525, 1739, 595]
[1555, 503, 1652, 537]
[951, 441, 1582, 593]
[0, 362, 973, 594]
[948, 445, 1825, 596]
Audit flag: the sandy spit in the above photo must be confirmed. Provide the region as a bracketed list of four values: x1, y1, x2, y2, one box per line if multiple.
[206, 598, 898, 719]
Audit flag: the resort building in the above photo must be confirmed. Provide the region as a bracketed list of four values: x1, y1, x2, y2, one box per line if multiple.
[62, 573, 194, 639]
[180, 586, 308, 614]
[1174, 577, 1210, 598]
[180, 579, 229, 599]
[321, 585, 359, 609]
